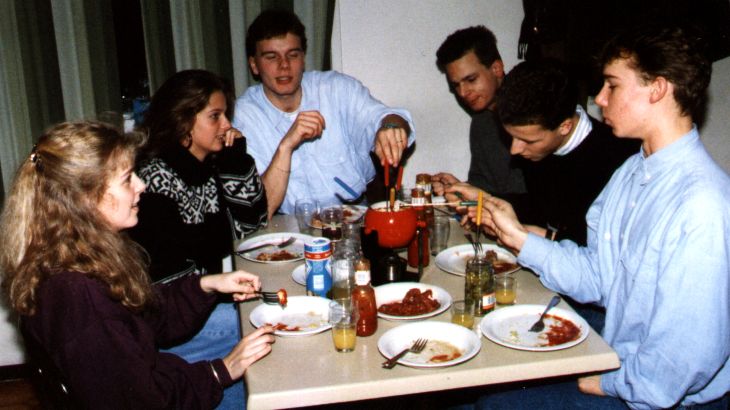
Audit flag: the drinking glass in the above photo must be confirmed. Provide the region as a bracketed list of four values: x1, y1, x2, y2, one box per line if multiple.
[320, 206, 343, 241]
[495, 274, 516, 305]
[295, 199, 319, 234]
[450, 300, 475, 329]
[430, 214, 451, 255]
[329, 299, 358, 352]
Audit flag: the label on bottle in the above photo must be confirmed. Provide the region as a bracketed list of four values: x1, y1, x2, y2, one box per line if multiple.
[481, 293, 496, 313]
[354, 269, 370, 286]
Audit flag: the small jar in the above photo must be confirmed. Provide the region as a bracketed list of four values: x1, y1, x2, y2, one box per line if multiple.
[464, 256, 495, 316]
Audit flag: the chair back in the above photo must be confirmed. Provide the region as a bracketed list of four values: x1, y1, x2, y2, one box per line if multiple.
[20, 325, 82, 409]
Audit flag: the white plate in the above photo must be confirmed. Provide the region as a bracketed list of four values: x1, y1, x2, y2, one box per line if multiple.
[435, 244, 520, 276]
[480, 304, 589, 351]
[378, 322, 481, 368]
[249, 296, 331, 337]
[291, 264, 306, 286]
[374, 282, 452, 321]
[309, 205, 367, 229]
[236, 233, 312, 264]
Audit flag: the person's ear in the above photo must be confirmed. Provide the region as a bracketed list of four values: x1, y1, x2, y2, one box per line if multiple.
[248, 56, 260, 76]
[558, 117, 574, 136]
[649, 76, 669, 104]
[491, 60, 505, 79]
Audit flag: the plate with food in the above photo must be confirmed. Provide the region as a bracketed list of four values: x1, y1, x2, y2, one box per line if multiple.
[435, 244, 520, 276]
[291, 264, 306, 286]
[236, 233, 312, 264]
[374, 282, 452, 321]
[249, 296, 331, 337]
[308, 205, 367, 229]
[378, 321, 481, 368]
[480, 304, 589, 351]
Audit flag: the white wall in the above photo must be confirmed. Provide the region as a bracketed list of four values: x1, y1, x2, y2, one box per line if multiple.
[332, 0, 730, 184]
[333, 0, 525, 185]
[703, 56, 730, 169]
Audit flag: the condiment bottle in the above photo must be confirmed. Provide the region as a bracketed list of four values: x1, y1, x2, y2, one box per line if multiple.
[351, 257, 377, 336]
[464, 255, 495, 316]
[305, 237, 333, 298]
[416, 173, 435, 228]
[408, 187, 430, 268]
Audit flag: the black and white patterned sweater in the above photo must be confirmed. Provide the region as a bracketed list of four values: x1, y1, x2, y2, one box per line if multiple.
[129, 138, 267, 283]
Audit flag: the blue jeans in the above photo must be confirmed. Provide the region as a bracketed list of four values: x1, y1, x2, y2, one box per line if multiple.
[163, 302, 245, 410]
[450, 378, 729, 410]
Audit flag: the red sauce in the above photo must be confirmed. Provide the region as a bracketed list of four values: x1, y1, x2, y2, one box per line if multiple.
[378, 288, 441, 316]
[265, 322, 301, 332]
[430, 352, 462, 363]
[542, 314, 581, 346]
[256, 250, 298, 261]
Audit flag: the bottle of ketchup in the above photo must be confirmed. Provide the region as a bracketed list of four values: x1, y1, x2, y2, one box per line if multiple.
[351, 257, 377, 336]
[408, 187, 429, 267]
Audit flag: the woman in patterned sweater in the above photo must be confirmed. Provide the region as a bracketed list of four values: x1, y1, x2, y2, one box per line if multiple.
[129, 70, 271, 409]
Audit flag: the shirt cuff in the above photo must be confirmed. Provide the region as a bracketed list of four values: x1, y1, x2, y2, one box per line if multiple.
[210, 358, 234, 388]
[516, 232, 554, 271]
[599, 370, 618, 398]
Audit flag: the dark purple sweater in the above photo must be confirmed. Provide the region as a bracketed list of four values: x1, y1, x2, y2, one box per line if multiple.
[22, 271, 233, 409]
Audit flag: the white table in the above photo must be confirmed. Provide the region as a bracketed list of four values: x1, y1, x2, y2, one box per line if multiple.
[237, 216, 619, 409]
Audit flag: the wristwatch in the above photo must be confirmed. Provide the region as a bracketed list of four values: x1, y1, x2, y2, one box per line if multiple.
[545, 224, 558, 241]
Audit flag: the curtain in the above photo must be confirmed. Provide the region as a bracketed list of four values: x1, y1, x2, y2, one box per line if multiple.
[0, 0, 333, 367]
[0, 0, 333, 198]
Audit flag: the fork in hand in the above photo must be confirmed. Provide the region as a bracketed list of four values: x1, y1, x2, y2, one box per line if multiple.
[236, 236, 296, 255]
[256, 289, 287, 307]
[382, 338, 428, 369]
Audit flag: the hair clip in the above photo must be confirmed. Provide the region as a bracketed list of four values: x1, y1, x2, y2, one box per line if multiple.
[30, 144, 43, 170]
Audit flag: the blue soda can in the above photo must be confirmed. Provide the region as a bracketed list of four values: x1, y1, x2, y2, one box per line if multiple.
[305, 237, 332, 297]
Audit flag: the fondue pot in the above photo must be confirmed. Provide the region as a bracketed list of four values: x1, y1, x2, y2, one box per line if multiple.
[363, 201, 417, 248]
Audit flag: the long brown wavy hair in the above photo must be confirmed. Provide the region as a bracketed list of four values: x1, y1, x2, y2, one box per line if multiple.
[0, 121, 153, 315]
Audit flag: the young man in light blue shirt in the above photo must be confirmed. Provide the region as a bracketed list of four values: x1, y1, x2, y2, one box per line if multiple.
[233, 9, 414, 214]
[453, 25, 730, 409]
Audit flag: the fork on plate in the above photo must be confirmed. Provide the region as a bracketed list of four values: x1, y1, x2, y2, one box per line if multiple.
[236, 236, 296, 255]
[382, 338, 428, 369]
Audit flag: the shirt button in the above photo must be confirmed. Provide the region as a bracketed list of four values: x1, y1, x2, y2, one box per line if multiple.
[604, 232, 611, 241]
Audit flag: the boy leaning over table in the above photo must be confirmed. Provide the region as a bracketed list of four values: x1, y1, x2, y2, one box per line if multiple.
[450, 25, 730, 410]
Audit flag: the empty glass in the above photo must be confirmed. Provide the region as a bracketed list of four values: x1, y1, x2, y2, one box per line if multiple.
[295, 199, 319, 234]
[430, 214, 451, 255]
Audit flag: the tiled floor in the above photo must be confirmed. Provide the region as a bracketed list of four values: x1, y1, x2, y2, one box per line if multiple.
[0, 378, 41, 410]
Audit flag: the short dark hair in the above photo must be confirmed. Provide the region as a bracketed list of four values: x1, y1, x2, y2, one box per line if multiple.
[496, 60, 578, 130]
[436, 26, 501, 73]
[598, 25, 711, 118]
[246, 9, 307, 59]
[141, 69, 233, 158]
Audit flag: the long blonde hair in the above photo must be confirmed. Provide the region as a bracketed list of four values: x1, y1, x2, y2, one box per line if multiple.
[0, 121, 153, 315]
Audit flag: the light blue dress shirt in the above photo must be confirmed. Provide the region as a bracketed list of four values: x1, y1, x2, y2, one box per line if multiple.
[518, 128, 730, 409]
[233, 71, 415, 214]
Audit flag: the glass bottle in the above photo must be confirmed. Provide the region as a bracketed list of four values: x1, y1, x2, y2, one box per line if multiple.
[416, 173, 435, 228]
[464, 255, 495, 317]
[408, 187, 430, 267]
[330, 239, 360, 300]
[351, 257, 377, 336]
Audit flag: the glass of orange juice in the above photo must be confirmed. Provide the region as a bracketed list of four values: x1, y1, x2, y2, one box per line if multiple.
[329, 299, 358, 352]
[495, 274, 516, 305]
[450, 300, 475, 329]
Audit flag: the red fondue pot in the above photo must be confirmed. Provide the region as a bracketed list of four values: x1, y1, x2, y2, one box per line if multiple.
[364, 201, 417, 248]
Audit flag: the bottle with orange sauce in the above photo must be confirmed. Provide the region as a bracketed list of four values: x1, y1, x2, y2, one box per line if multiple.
[351, 257, 377, 336]
[407, 187, 429, 267]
